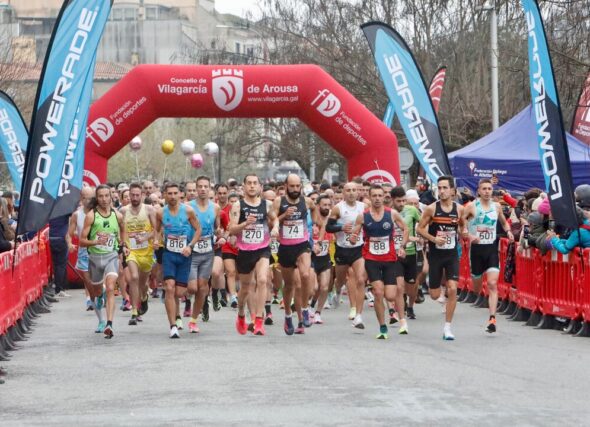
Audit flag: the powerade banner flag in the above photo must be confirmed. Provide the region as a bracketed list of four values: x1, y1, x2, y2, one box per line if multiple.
[0, 91, 28, 191]
[521, 0, 578, 229]
[50, 55, 97, 218]
[362, 22, 451, 183]
[571, 69, 590, 146]
[18, 0, 112, 234]
[382, 66, 447, 128]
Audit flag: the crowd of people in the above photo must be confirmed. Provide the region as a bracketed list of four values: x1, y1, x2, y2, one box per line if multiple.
[3, 173, 590, 344]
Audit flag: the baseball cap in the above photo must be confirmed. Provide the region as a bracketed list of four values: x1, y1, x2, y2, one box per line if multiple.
[406, 189, 419, 200]
[117, 183, 129, 192]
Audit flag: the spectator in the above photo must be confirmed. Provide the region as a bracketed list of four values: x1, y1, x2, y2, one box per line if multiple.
[523, 211, 551, 254]
[48, 214, 72, 297]
[0, 198, 15, 254]
[548, 207, 590, 254]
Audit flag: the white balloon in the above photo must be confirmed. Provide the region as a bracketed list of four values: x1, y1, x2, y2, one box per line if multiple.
[181, 139, 195, 156]
[129, 136, 142, 151]
[204, 142, 219, 156]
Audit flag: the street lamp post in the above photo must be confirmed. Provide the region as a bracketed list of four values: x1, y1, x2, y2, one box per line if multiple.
[479, 1, 499, 130]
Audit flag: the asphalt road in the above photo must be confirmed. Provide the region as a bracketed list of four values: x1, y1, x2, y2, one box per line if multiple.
[1, 290, 589, 426]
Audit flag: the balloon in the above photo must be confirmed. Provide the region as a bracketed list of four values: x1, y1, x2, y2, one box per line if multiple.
[191, 153, 204, 168]
[181, 139, 195, 156]
[204, 142, 219, 156]
[129, 136, 142, 151]
[161, 139, 175, 155]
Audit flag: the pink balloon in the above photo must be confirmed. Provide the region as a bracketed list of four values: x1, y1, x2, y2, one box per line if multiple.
[191, 153, 203, 168]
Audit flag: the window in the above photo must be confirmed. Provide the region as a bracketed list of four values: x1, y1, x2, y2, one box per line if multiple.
[111, 8, 123, 21]
[146, 7, 157, 20]
[123, 7, 137, 21]
[235, 42, 241, 54]
[246, 47, 254, 57]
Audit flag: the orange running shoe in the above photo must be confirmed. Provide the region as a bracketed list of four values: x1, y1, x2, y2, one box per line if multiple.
[236, 314, 247, 335]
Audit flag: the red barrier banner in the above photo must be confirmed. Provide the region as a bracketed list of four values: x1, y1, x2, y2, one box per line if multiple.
[496, 238, 511, 300]
[515, 247, 540, 312]
[538, 249, 583, 320]
[0, 251, 13, 335]
[582, 250, 590, 322]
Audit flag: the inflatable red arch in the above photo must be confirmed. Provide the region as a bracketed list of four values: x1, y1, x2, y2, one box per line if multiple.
[84, 64, 400, 185]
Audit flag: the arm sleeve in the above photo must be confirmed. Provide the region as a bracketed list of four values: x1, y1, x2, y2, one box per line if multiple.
[502, 193, 517, 208]
[550, 232, 580, 255]
[326, 218, 342, 233]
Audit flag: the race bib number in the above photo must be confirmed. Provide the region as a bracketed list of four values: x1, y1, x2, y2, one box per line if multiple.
[369, 236, 390, 255]
[166, 234, 187, 253]
[270, 239, 279, 255]
[393, 232, 404, 251]
[129, 232, 149, 250]
[283, 219, 304, 240]
[316, 240, 329, 257]
[95, 232, 115, 252]
[242, 224, 264, 245]
[193, 236, 213, 254]
[476, 226, 496, 245]
[436, 230, 456, 250]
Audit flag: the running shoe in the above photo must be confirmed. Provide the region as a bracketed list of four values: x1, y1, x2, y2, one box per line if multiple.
[236, 315, 248, 335]
[271, 295, 280, 304]
[202, 300, 210, 322]
[230, 295, 238, 309]
[486, 317, 497, 333]
[332, 291, 341, 309]
[170, 326, 180, 339]
[253, 318, 265, 336]
[348, 307, 356, 320]
[86, 299, 94, 311]
[264, 312, 274, 325]
[119, 299, 128, 311]
[416, 288, 425, 304]
[247, 322, 255, 333]
[323, 299, 331, 310]
[398, 323, 408, 335]
[188, 321, 200, 333]
[95, 320, 106, 333]
[56, 290, 71, 298]
[136, 315, 143, 322]
[212, 293, 221, 312]
[220, 297, 228, 308]
[376, 332, 388, 340]
[302, 309, 312, 327]
[443, 327, 455, 341]
[406, 307, 416, 320]
[183, 308, 191, 317]
[365, 290, 375, 305]
[294, 322, 305, 334]
[284, 316, 294, 335]
[389, 311, 399, 325]
[314, 313, 323, 324]
[139, 297, 149, 316]
[128, 316, 138, 326]
[104, 324, 114, 339]
[124, 300, 132, 311]
[151, 289, 159, 299]
[175, 318, 184, 330]
[352, 314, 365, 330]
[95, 291, 105, 311]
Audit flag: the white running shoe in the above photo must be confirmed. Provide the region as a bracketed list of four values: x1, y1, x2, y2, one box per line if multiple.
[348, 307, 357, 320]
[323, 299, 331, 310]
[333, 291, 341, 309]
[443, 326, 455, 341]
[170, 326, 180, 339]
[352, 314, 365, 329]
[56, 290, 71, 298]
[399, 320, 408, 335]
[314, 313, 323, 324]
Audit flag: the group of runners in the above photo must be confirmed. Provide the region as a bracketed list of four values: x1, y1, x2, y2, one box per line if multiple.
[68, 173, 513, 341]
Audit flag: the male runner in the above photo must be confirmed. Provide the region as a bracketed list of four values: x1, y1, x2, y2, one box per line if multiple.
[68, 186, 96, 311]
[327, 182, 367, 328]
[272, 174, 317, 335]
[221, 193, 240, 308]
[79, 185, 126, 338]
[156, 183, 201, 338]
[120, 183, 158, 325]
[390, 186, 422, 320]
[311, 194, 334, 325]
[357, 185, 409, 338]
[462, 178, 514, 333]
[187, 176, 221, 333]
[229, 174, 276, 336]
[417, 176, 466, 340]
[181, 181, 198, 317]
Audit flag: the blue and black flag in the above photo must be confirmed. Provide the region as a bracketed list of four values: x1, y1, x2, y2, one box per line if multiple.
[521, 0, 578, 229]
[0, 91, 28, 192]
[17, 0, 112, 234]
[362, 21, 451, 183]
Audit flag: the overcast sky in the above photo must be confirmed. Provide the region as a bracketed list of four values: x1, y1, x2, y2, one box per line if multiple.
[215, 0, 263, 18]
